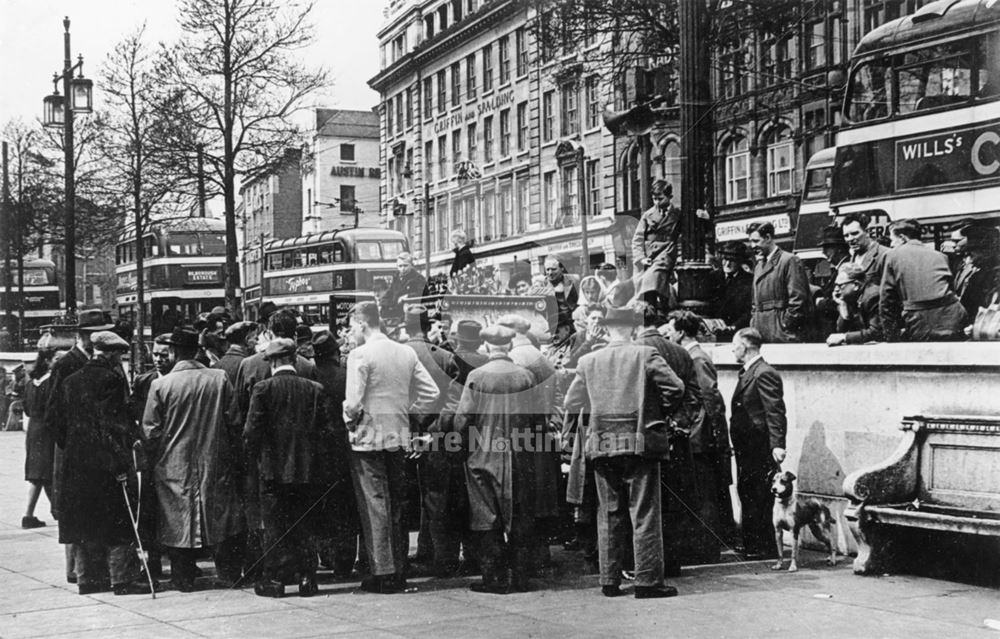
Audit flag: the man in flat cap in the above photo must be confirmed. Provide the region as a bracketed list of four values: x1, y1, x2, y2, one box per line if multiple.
[142, 327, 244, 591]
[56, 331, 155, 596]
[344, 301, 438, 594]
[455, 324, 540, 594]
[244, 339, 331, 597]
[215, 321, 257, 386]
[563, 307, 686, 599]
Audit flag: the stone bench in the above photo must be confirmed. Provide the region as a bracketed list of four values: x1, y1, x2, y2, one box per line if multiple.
[842, 415, 1000, 579]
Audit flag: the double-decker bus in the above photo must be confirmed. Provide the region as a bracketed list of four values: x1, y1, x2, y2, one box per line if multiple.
[115, 217, 232, 339]
[831, 0, 1000, 242]
[260, 227, 408, 325]
[0, 258, 60, 348]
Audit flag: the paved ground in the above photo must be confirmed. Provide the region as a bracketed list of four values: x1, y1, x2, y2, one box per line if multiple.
[1, 431, 998, 639]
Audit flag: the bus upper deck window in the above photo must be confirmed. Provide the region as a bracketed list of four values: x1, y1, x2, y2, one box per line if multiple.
[333, 245, 344, 262]
[977, 33, 1000, 98]
[847, 61, 892, 122]
[898, 44, 973, 114]
[381, 241, 405, 260]
[357, 241, 380, 261]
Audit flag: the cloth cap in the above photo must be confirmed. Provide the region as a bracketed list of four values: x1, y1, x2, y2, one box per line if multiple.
[163, 327, 200, 348]
[456, 319, 484, 343]
[264, 338, 297, 361]
[480, 324, 515, 346]
[311, 330, 339, 359]
[224, 321, 255, 342]
[497, 313, 531, 333]
[602, 307, 640, 327]
[295, 324, 313, 345]
[91, 330, 130, 352]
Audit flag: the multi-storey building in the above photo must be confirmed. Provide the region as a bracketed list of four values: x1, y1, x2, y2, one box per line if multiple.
[300, 109, 382, 234]
[369, 0, 642, 281]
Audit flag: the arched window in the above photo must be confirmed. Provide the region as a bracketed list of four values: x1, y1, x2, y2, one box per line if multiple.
[620, 143, 642, 212]
[765, 127, 794, 197]
[725, 137, 750, 204]
[658, 138, 681, 204]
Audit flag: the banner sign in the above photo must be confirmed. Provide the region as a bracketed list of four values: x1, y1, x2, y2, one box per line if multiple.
[895, 119, 1000, 192]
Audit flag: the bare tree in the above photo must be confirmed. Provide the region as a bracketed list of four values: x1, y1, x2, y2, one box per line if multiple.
[156, 0, 329, 313]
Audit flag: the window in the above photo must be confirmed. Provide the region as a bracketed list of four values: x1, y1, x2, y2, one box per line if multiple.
[587, 159, 600, 216]
[451, 62, 461, 106]
[541, 171, 556, 224]
[482, 44, 493, 92]
[424, 14, 435, 40]
[845, 59, 892, 122]
[483, 115, 494, 162]
[897, 42, 975, 114]
[499, 185, 513, 237]
[452, 128, 462, 165]
[468, 122, 478, 164]
[516, 175, 529, 233]
[516, 101, 528, 151]
[438, 5, 448, 31]
[425, 140, 434, 180]
[438, 135, 448, 178]
[482, 191, 495, 240]
[405, 148, 414, 189]
[386, 97, 394, 134]
[542, 90, 554, 142]
[561, 83, 579, 136]
[720, 45, 750, 98]
[585, 76, 600, 129]
[395, 95, 403, 134]
[561, 165, 578, 221]
[498, 35, 511, 84]
[340, 185, 356, 211]
[406, 87, 413, 127]
[766, 133, 793, 197]
[423, 78, 433, 118]
[387, 156, 395, 196]
[499, 108, 511, 157]
[806, 21, 826, 70]
[725, 137, 751, 203]
[436, 198, 449, 251]
[452, 0, 463, 21]
[466, 54, 477, 100]
[437, 70, 446, 114]
[340, 143, 355, 162]
[515, 28, 528, 76]
[763, 38, 793, 85]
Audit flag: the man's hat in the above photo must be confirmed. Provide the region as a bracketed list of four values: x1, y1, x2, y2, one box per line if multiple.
[497, 313, 531, 333]
[312, 330, 339, 359]
[602, 307, 640, 327]
[717, 241, 750, 261]
[295, 324, 314, 345]
[959, 224, 999, 250]
[480, 324, 515, 346]
[455, 319, 484, 343]
[77, 308, 116, 331]
[263, 338, 296, 361]
[819, 224, 848, 248]
[224, 321, 256, 343]
[91, 330, 130, 352]
[162, 327, 200, 349]
[258, 301, 279, 323]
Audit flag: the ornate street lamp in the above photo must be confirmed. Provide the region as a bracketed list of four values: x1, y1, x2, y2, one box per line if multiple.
[40, 17, 93, 315]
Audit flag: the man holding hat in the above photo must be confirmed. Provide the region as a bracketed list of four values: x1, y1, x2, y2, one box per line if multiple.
[244, 338, 331, 597]
[454, 324, 540, 594]
[215, 321, 257, 386]
[563, 307, 686, 599]
[142, 327, 245, 591]
[714, 241, 753, 333]
[56, 331, 154, 596]
[47, 308, 116, 587]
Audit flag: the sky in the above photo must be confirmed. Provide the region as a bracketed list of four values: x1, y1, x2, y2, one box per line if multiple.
[0, 0, 386, 127]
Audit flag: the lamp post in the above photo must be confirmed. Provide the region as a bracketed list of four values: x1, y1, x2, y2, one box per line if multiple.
[42, 17, 93, 317]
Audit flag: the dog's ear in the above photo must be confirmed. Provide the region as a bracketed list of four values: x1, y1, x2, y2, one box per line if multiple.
[786, 471, 797, 482]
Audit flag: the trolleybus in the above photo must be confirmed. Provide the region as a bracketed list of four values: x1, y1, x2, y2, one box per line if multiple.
[0, 258, 60, 348]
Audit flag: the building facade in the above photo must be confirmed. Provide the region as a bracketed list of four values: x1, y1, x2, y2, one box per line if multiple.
[301, 109, 382, 234]
[369, 0, 640, 282]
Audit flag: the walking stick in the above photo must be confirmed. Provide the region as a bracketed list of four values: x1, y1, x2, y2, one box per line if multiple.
[120, 449, 156, 599]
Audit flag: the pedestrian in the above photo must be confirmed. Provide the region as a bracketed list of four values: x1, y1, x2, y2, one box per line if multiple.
[56, 331, 154, 596]
[538, 255, 580, 328]
[729, 327, 787, 560]
[663, 310, 737, 546]
[385, 252, 430, 318]
[563, 307, 685, 599]
[142, 327, 245, 591]
[214, 321, 256, 386]
[311, 330, 361, 579]
[449, 229, 476, 278]
[842, 212, 889, 285]
[22, 346, 59, 529]
[244, 338, 331, 598]
[826, 263, 883, 346]
[631, 179, 681, 311]
[815, 225, 851, 338]
[453, 325, 539, 593]
[343, 301, 439, 594]
[880, 219, 967, 341]
[713, 241, 753, 334]
[748, 222, 814, 342]
[955, 224, 1000, 323]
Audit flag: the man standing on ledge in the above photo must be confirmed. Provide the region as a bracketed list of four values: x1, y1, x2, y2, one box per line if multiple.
[748, 222, 814, 343]
[729, 327, 787, 560]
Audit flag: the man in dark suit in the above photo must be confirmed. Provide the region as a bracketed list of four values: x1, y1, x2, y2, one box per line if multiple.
[214, 321, 257, 385]
[729, 327, 787, 559]
[714, 241, 753, 333]
[563, 307, 685, 599]
[449, 230, 476, 278]
[748, 222, 814, 343]
[826, 263, 883, 346]
[244, 338, 330, 598]
[842, 212, 889, 286]
[385, 252, 429, 319]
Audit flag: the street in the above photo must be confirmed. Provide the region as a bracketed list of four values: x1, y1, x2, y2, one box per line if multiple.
[0, 431, 997, 639]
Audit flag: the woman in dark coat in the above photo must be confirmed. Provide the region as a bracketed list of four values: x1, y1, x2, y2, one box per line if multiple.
[22, 348, 58, 528]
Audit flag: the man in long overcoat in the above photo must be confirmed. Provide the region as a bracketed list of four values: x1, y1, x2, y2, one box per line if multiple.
[631, 179, 681, 309]
[142, 327, 245, 591]
[57, 331, 153, 595]
[454, 325, 539, 594]
[748, 222, 814, 343]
